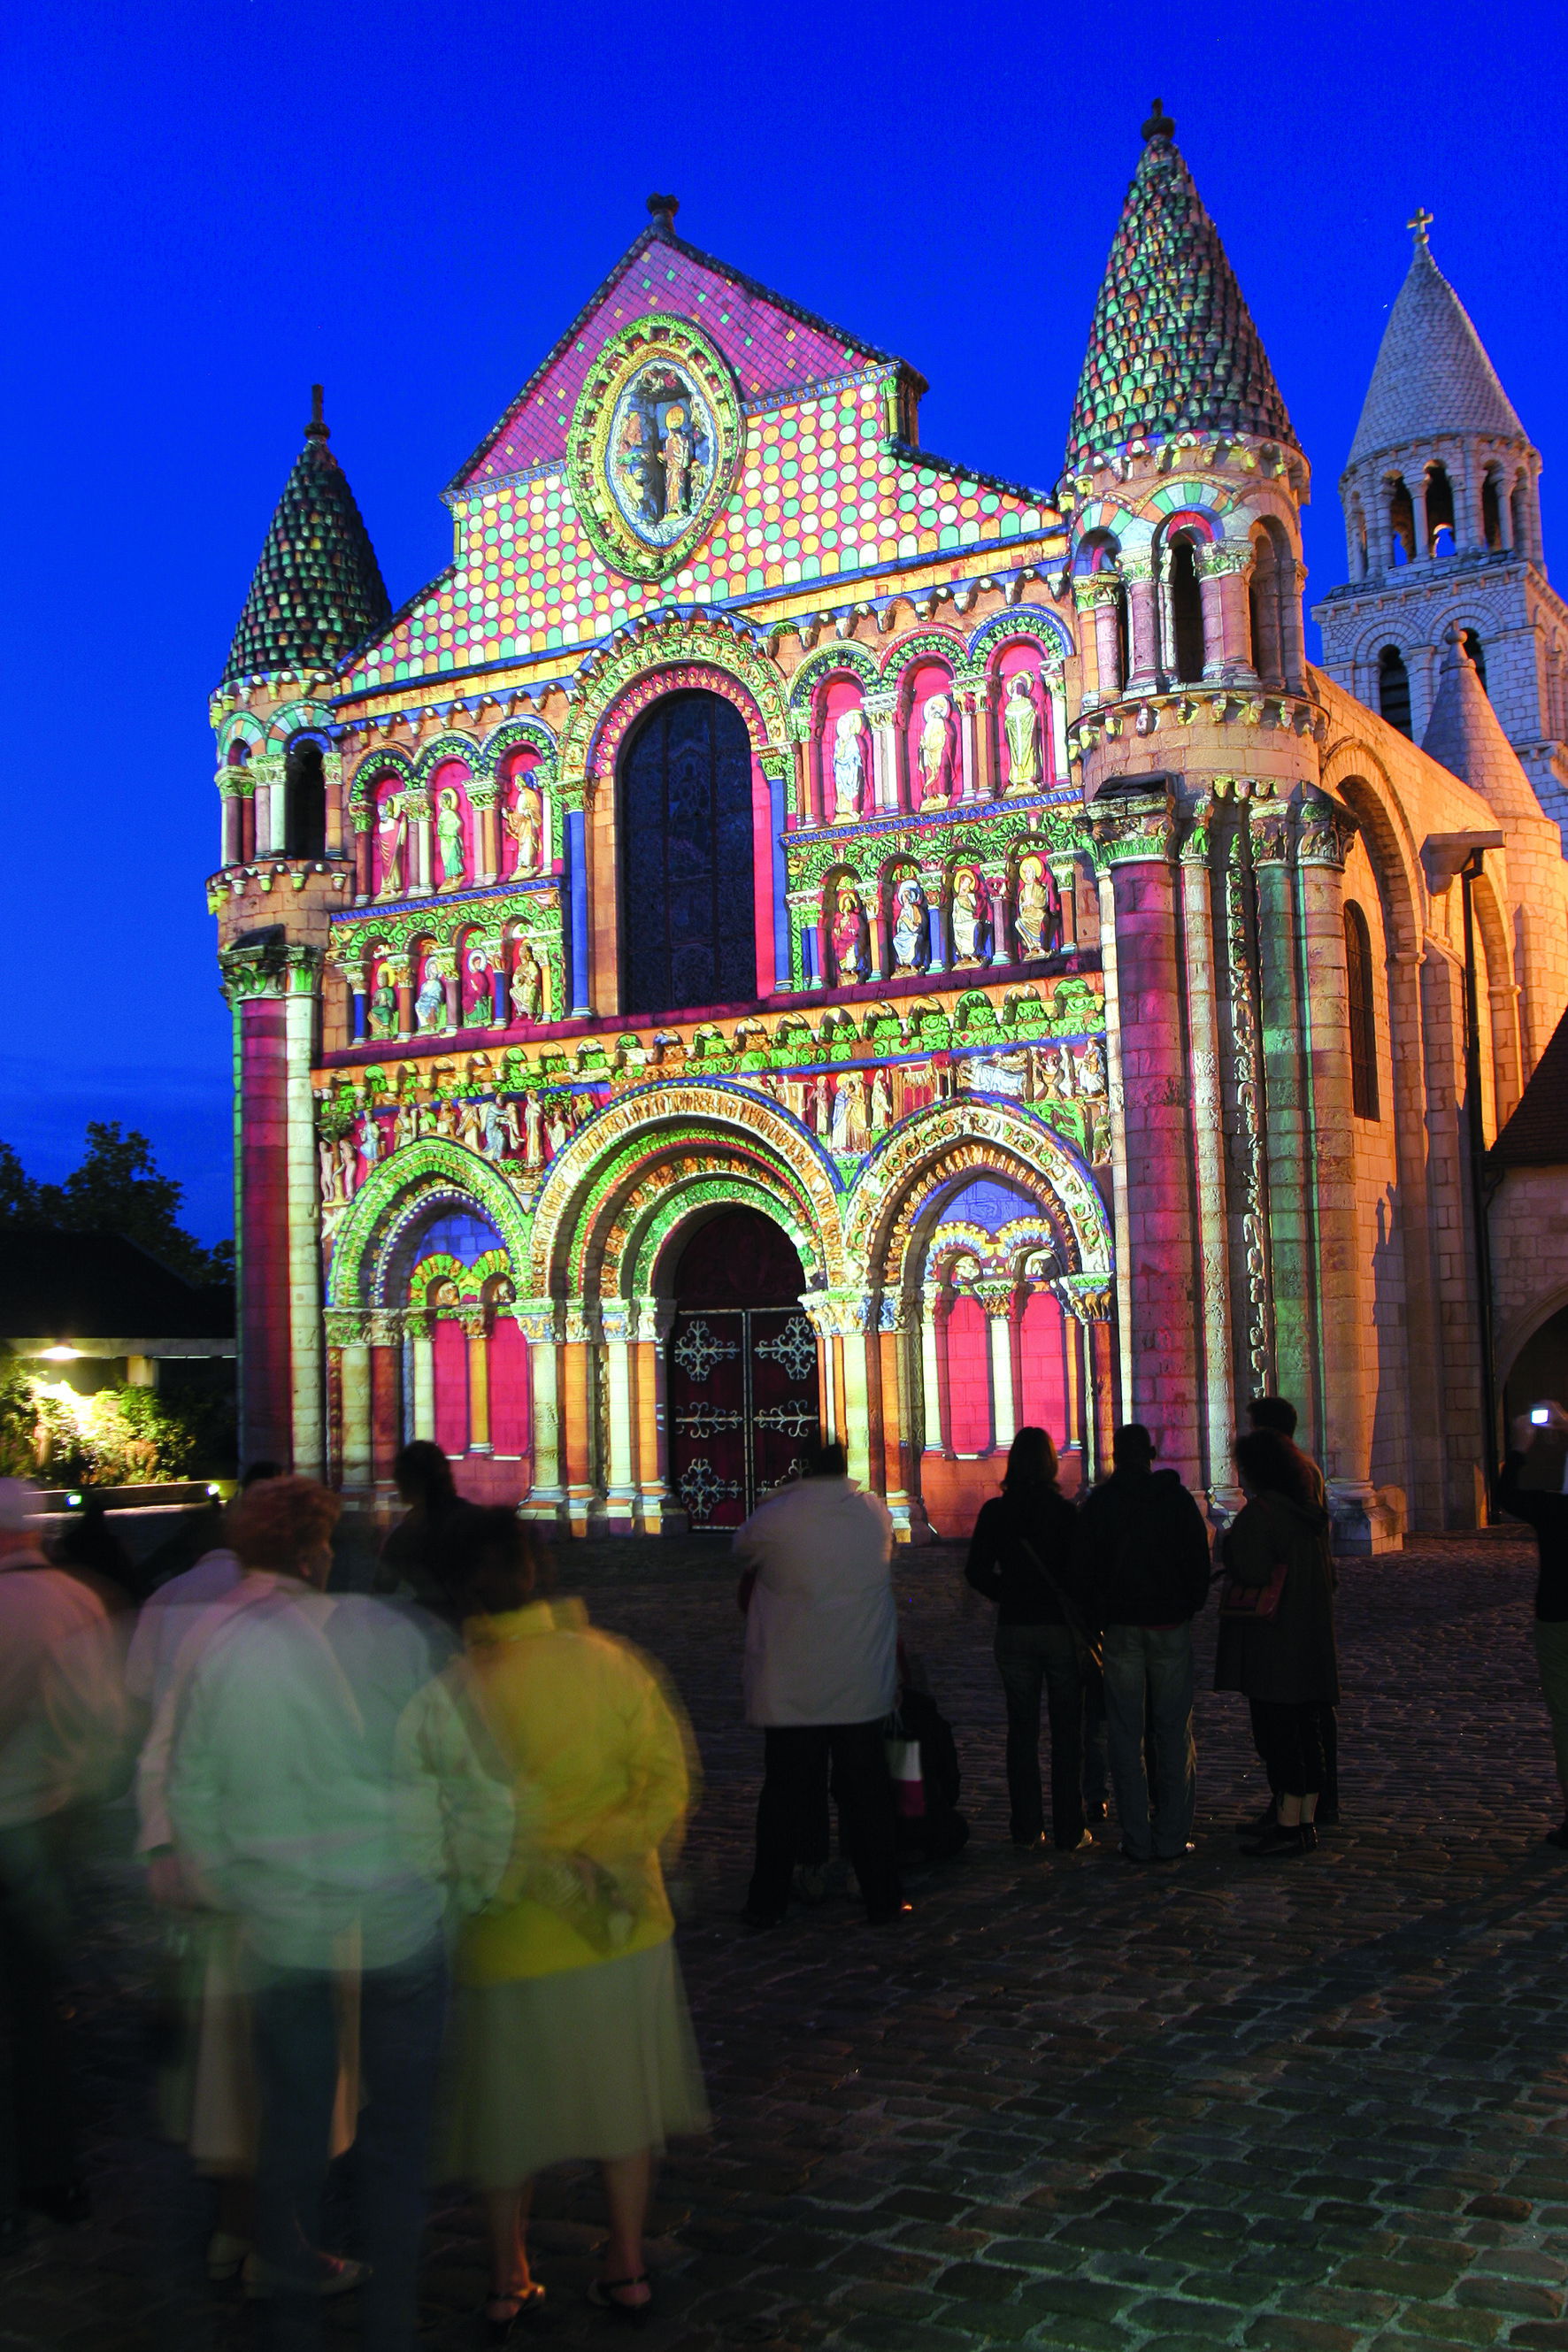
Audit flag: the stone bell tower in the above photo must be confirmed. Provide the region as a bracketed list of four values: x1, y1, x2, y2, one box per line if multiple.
[1314, 212, 1568, 842]
[1058, 105, 1383, 1545]
[208, 389, 391, 1471]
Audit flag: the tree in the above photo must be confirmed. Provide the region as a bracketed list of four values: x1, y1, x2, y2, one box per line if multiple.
[0, 1123, 231, 1286]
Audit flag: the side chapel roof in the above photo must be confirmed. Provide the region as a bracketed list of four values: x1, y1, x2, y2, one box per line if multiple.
[1491, 1004, 1568, 1167]
[1065, 102, 1295, 473]
[1420, 625, 1546, 826]
[1348, 223, 1527, 467]
[451, 200, 911, 493]
[222, 391, 392, 687]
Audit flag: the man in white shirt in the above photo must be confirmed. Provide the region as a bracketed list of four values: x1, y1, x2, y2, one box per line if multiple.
[735, 1440, 906, 1927]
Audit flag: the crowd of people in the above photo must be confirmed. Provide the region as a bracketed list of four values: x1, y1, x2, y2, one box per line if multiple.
[1, 1395, 1565, 2340]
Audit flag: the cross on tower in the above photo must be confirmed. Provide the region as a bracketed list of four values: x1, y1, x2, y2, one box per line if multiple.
[1408, 205, 1434, 247]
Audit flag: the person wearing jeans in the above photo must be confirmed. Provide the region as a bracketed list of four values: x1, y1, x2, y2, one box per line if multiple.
[966, 1427, 1105, 1850]
[1497, 1413, 1568, 1849]
[1073, 1426, 1212, 1864]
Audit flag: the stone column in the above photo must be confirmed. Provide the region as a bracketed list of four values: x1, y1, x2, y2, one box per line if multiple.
[974, 1282, 1018, 1449]
[1088, 787, 1201, 1486]
[1074, 575, 1121, 706]
[865, 688, 900, 814]
[921, 857, 949, 972]
[249, 751, 284, 857]
[1249, 804, 1314, 1434]
[600, 1302, 638, 1532]
[282, 953, 325, 1475]
[353, 809, 374, 901]
[1297, 802, 1380, 1547]
[471, 780, 499, 884]
[919, 1281, 943, 1455]
[323, 750, 344, 855]
[632, 1296, 676, 1533]
[518, 1298, 565, 1521]
[1053, 1275, 1116, 1474]
[1280, 561, 1309, 696]
[330, 1312, 373, 1493]
[957, 686, 982, 802]
[788, 886, 822, 990]
[366, 1308, 403, 1489]
[1179, 810, 1240, 1506]
[410, 1314, 435, 1441]
[560, 1305, 597, 1534]
[219, 773, 242, 867]
[1048, 851, 1080, 953]
[1122, 555, 1160, 690]
[983, 865, 1011, 969]
[1413, 473, 1431, 562]
[404, 789, 434, 896]
[463, 1311, 491, 1454]
[1196, 543, 1257, 684]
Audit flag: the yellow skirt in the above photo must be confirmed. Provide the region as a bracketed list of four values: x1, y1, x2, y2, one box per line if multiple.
[440, 1939, 710, 2187]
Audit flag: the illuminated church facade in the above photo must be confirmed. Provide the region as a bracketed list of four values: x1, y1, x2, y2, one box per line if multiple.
[209, 111, 1568, 1546]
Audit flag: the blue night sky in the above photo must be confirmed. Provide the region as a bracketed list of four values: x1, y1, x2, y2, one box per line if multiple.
[1, 0, 1561, 1242]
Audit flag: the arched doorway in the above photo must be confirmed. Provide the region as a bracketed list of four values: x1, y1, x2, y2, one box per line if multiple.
[1505, 1304, 1568, 1430]
[667, 1206, 818, 1529]
[619, 689, 756, 1016]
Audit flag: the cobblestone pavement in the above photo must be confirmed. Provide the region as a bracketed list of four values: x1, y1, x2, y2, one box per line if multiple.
[10, 1532, 1568, 2352]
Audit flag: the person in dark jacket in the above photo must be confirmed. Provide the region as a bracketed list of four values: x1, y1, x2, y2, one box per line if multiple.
[1074, 1425, 1211, 1864]
[1216, 1429, 1339, 1859]
[1245, 1395, 1339, 1828]
[966, 1428, 1103, 1851]
[1497, 1407, 1568, 1849]
[380, 1441, 483, 1623]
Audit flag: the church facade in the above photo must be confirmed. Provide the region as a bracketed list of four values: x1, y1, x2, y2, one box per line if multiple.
[208, 112, 1568, 1546]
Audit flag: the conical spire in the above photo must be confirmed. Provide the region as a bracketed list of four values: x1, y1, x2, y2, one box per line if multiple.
[1065, 104, 1295, 473]
[1421, 626, 1543, 825]
[1348, 219, 1526, 465]
[222, 388, 392, 687]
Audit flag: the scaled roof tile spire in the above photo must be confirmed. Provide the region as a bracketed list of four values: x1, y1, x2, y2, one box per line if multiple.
[223, 388, 392, 686]
[1065, 102, 1295, 473]
[1347, 217, 1526, 465]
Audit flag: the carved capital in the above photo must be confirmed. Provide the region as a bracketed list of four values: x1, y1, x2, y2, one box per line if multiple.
[324, 1309, 369, 1349]
[1072, 573, 1125, 610]
[365, 1308, 404, 1348]
[1051, 1272, 1114, 1324]
[1087, 782, 1177, 869]
[1195, 541, 1256, 579]
[1296, 798, 1358, 869]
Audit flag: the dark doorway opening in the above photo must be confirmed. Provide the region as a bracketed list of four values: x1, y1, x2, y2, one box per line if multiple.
[666, 1207, 819, 1529]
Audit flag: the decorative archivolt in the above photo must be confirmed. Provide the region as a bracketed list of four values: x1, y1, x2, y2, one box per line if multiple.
[560, 611, 788, 776]
[411, 733, 481, 788]
[785, 639, 882, 712]
[482, 716, 557, 778]
[846, 1098, 1112, 1292]
[965, 605, 1073, 669]
[216, 710, 269, 760]
[880, 625, 971, 688]
[265, 696, 335, 744]
[527, 1081, 846, 1294]
[1073, 476, 1247, 557]
[606, 1164, 824, 1302]
[326, 1139, 532, 1310]
[347, 745, 416, 810]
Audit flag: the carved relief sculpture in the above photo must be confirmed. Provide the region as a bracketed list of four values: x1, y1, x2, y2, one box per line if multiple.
[504, 779, 542, 876]
[951, 867, 988, 964]
[376, 796, 406, 898]
[891, 876, 929, 972]
[831, 888, 869, 981]
[511, 943, 544, 1024]
[368, 968, 398, 1040]
[414, 958, 445, 1034]
[1014, 855, 1053, 959]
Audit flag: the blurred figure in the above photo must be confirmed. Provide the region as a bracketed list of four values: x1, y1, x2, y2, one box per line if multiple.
[50, 1493, 136, 1612]
[165, 1477, 512, 2349]
[735, 1438, 906, 1929]
[127, 1461, 280, 1714]
[439, 1510, 707, 2332]
[0, 1478, 127, 2253]
[1243, 1397, 1340, 1827]
[380, 1441, 482, 1621]
[1075, 1425, 1211, 1864]
[1498, 1404, 1568, 1847]
[965, 1426, 1103, 1851]
[1217, 1429, 1339, 1859]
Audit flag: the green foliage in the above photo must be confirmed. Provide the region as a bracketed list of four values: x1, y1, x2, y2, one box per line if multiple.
[0, 1364, 203, 1486]
[0, 1122, 231, 1286]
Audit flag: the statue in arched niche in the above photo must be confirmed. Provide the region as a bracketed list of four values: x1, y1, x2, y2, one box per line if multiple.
[831, 887, 869, 982]
[368, 965, 398, 1041]
[462, 945, 493, 1027]
[504, 776, 543, 876]
[510, 942, 544, 1024]
[414, 958, 445, 1034]
[435, 788, 466, 890]
[830, 709, 866, 822]
[1003, 670, 1043, 793]
[891, 876, 929, 972]
[376, 794, 407, 898]
[950, 867, 987, 964]
[1014, 855, 1053, 960]
[918, 693, 953, 807]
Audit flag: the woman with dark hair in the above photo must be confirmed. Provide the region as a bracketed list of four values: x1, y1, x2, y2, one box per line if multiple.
[440, 1510, 708, 2333]
[380, 1441, 479, 1620]
[1216, 1428, 1339, 1859]
[965, 1426, 1102, 1851]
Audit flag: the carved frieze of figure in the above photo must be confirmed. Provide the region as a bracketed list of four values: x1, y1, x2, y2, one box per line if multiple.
[392, 1096, 417, 1153]
[336, 1134, 357, 1199]
[869, 1065, 893, 1134]
[661, 402, 694, 516]
[414, 962, 444, 1034]
[505, 780, 542, 877]
[1014, 855, 1051, 960]
[1003, 671, 1043, 793]
[614, 408, 657, 526]
[457, 1099, 485, 1153]
[433, 1097, 457, 1139]
[950, 867, 987, 964]
[435, 788, 466, 890]
[523, 1094, 543, 1169]
[830, 709, 866, 822]
[841, 1070, 870, 1155]
[544, 1099, 571, 1158]
[357, 1111, 381, 1172]
[463, 947, 493, 1028]
[368, 972, 398, 1040]
[511, 943, 544, 1024]
[318, 1136, 340, 1204]
[376, 796, 407, 898]
[891, 877, 928, 972]
[918, 693, 953, 807]
[483, 1098, 520, 1160]
[1077, 1038, 1107, 1096]
[831, 888, 869, 982]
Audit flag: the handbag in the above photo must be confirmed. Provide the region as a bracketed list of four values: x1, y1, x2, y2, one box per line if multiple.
[1218, 1560, 1289, 1619]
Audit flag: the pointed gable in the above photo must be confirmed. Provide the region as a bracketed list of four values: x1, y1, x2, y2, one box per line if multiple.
[1066, 104, 1295, 473]
[1349, 232, 1527, 465]
[224, 397, 391, 687]
[455, 218, 901, 492]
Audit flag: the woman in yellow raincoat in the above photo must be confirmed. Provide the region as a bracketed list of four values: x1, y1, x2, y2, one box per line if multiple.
[441, 1510, 707, 2333]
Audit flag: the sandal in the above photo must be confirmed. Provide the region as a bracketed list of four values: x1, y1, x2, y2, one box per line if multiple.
[485, 2281, 544, 2342]
[588, 2271, 653, 2325]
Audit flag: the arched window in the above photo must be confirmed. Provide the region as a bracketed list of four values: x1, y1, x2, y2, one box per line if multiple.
[1378, 645, 1412, 737]
[1349, 505, 1368, 581]
[1388, 478, 1416, 566]
[1511, 475, 1532, 555]
[619, 689, 755, 1017]
[1462, 629, 1488, 695]
[1482, 472, 1503, 551]
[284, 738, 327, 858]
[1425, 464, 1456, 557]
[1165, 535, 1205, 683]
[1345, 902, 1380, 1121]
